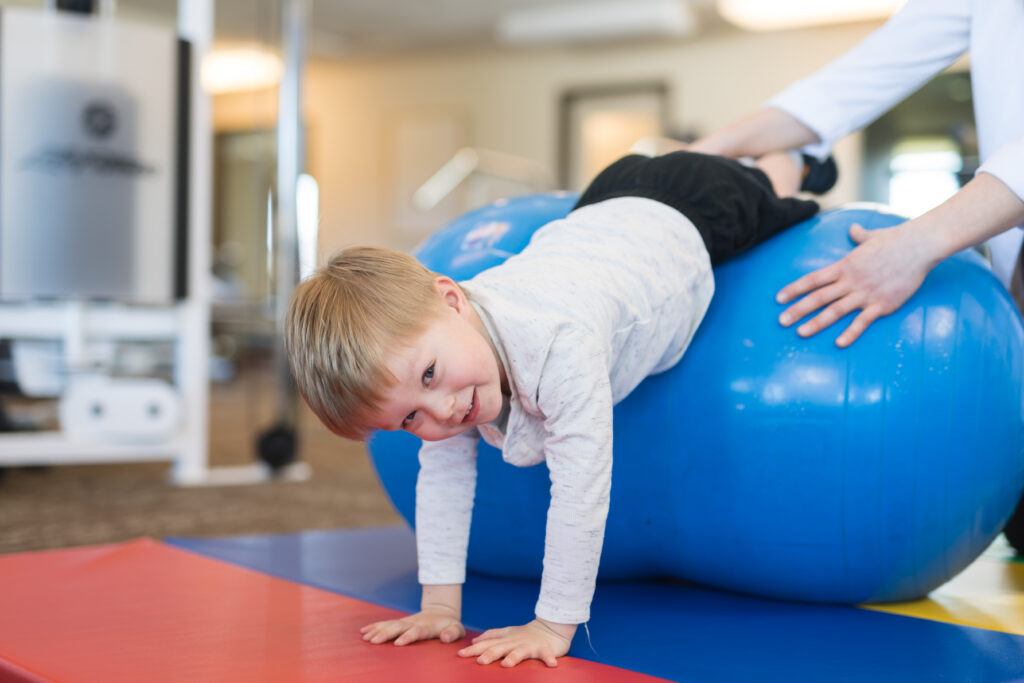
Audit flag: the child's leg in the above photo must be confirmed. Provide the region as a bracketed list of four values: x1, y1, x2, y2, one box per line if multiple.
[753, 151, 804, 199]
[756, 151, 839, 197]
[571, 150, 820, 265]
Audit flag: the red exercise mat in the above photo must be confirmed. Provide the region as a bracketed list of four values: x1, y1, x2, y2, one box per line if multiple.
[0, 539, 668, 683]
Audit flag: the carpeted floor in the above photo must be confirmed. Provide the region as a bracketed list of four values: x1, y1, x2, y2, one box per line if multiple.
[0, 360, 403, 555]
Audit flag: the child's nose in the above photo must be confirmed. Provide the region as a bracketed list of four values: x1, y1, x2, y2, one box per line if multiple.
[428, 393, 457, 423]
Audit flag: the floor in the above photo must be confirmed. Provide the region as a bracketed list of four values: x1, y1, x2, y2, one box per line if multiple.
[0, 357, 402, 555]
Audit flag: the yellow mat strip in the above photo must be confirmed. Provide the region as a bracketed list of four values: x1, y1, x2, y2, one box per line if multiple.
[863, 539, 1024, 635]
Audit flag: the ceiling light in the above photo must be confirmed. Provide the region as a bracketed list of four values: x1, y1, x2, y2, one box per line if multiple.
[201, 46, 282, 94]
[497, 0, 698, 45]
[717, 0, 906, 32]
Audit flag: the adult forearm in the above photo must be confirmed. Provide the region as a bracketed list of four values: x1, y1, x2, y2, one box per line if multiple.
[689, 107, 820, 159]
[902, 172, 1024, 263]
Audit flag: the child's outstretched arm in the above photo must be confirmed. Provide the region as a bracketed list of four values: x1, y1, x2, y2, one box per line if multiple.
[458, 329, 615, 667]
[366, 430, 478, 647]
[361, 584, 465, 646]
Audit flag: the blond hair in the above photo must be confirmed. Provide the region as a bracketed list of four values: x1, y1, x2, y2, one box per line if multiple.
[285, 246, 446, 440]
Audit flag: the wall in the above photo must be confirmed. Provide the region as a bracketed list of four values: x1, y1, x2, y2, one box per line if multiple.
[215, 22, 886, 258]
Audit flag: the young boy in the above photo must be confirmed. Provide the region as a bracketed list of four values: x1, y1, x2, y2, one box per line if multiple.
[285, 150, 833, 668]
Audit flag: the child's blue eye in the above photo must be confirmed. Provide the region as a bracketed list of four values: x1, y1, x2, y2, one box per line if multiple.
[402, 411, 416, 429]
[423, 363, 435, 385]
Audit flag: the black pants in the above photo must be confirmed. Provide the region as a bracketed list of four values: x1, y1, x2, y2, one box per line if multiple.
[574, 151, 819, 265]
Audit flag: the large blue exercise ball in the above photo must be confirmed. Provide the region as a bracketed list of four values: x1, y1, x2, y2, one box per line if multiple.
[368, 194, 1024, 604]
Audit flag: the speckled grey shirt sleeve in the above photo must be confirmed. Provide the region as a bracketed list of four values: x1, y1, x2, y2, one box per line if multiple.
[415, 430, 479, 585]
[534, 328, 614, 624]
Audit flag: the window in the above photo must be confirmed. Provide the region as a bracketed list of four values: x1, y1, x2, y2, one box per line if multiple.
[887, 137, 962, 218]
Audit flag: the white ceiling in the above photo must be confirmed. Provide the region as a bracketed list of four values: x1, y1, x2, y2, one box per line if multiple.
[110, 0, 728, 58]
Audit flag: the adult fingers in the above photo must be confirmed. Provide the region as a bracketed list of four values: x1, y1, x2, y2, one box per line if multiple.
[779, 280, 850, 328]
[795, 292, 864, 338]
[848, 223, 875, 244]
[835, 307, 882, 348]
[776, 262, 842, 305]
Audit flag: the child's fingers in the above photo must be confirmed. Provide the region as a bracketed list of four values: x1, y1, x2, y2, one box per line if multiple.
[457, 640, 491, 658]
[393, 625, 422, 646]
[460, 627, 564, 667]
[500, 645, 539, 668]
[366, 627, 392, 644]
[501, 647, 558, 668]
[439, 623, 465, 643]
[361, 624, 385, 641]
[459, 637, 521, 666]
[475, 641, 515, 666]
[359, 620, 387, 634]
[366, 620, 409, 644]
[472, 627, 510, 643]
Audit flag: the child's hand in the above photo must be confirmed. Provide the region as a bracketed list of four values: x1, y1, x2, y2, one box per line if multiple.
[457, 618, 575, 667]
[360, 605, 465, 646]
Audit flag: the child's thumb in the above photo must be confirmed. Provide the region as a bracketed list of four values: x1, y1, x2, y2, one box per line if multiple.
[441, 623, 464, 643]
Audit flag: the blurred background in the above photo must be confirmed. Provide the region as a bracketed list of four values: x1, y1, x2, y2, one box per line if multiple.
[0, 0, 977, 553]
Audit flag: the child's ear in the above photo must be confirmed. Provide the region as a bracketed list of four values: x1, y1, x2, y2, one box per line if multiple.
[433, 276, 466, 313]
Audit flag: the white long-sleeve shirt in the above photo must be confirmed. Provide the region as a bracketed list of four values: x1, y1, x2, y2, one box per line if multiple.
[767, 0, 1024, 285]
[414, 197, 714, 624]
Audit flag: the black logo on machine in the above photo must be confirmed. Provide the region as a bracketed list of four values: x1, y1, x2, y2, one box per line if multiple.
[82, 100, 116, 138]
[20, 99, 155, 177]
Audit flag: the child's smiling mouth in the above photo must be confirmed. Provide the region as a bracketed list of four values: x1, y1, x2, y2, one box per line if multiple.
[463, 389, 479, 424]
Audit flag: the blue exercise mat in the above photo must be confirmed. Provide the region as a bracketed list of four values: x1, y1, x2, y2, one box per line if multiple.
[168, 527, 1024, 682]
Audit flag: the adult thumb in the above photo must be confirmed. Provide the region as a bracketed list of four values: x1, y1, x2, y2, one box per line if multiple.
[849, 223, 872, 244]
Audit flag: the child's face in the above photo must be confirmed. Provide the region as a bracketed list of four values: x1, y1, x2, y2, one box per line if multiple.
[371, 279, 504, 442]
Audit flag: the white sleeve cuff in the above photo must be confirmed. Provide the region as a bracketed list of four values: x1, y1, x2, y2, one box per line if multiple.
[417, 567, 466, 585]
[977, 135, 1024, 206]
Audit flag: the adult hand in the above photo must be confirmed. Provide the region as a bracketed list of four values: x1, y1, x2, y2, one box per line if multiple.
[360, 605, 465, 646]
[777, 174, 1024, 347]
[457, 618, 575, 668]
[776, 222, 937, 347]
